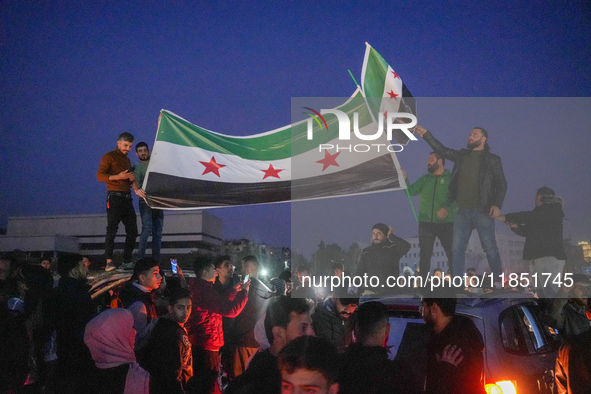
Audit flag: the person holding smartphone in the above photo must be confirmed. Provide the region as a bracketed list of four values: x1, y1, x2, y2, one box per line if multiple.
[186, 256, 250, 393]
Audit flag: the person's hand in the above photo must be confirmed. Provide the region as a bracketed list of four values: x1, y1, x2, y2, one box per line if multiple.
[415, 125, 428, 137]
[240, 279, 251, 292]
[133, 187, 146, 198]
[176, 265, 188, 288]
[505, 221, 517, 229]
[127, 172, 135, 182]
[401, 167, 407, 180]
[113, 170, 130, 180]
[387, 225, 394, 237]
[489, 205, 500, 218]
[437, 208, 448, 219]
[436, 344, 464, 367]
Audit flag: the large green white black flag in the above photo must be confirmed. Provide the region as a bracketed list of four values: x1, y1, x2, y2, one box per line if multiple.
[143, 44, 415, 209]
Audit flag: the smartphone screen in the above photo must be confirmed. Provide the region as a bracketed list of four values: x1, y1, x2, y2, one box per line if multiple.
[171, 259, 178, 275]
[243, 273, 250, 284]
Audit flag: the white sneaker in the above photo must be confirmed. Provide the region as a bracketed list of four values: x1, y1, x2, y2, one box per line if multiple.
[105, 262, 116, 272]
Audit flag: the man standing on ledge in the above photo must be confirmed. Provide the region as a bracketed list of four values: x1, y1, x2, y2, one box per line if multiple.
[97, 132, 139, 272]
[402, 152, 456, 280]
[416, 125, 507, 281]
[133, 142, 163, 265]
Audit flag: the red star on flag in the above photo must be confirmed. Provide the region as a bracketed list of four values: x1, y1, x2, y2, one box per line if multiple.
[391, 71, 400, 79]
[316, 151, 341, 171]
[199, 156, 226, 177]
[261, 164, 283, 179]
[387, 90, 398, 100]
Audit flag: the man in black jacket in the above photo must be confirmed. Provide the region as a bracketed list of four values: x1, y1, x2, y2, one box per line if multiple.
[141, 287, 193, 394]
[416, 125, 507, 281]
[312, 291, 357, 351]
[493, 186, 566, 296]
[420, 296, 485, 394]
[355, 223, 411, 294]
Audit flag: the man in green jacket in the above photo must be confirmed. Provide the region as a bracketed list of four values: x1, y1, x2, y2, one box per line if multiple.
[403, 152, 456, 279]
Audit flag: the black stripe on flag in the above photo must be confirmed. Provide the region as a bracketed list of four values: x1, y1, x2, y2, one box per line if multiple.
[145, 154, 401, 208]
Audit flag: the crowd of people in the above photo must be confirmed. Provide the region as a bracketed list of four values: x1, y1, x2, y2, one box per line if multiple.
[1, 126, 590, 394]
[0, 248, 429, 393]
[3, 250, 590, 393]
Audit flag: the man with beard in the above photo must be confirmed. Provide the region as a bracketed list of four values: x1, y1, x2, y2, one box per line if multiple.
[416, 126, 507, 281]
[312, 289, 358, 351]
[132, 142, 164, 268]
[97, 132, 139, 272]
[403, 152, 456, 279]
[420, 295, 485, 394]
[355, 223, 411, 294]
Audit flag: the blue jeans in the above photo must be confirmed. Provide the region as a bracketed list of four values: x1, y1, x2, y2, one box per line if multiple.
[452, 208, 502, 279]
[137, 199, 163, 261]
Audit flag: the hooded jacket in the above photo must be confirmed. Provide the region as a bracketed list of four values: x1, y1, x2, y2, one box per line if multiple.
[504, 195, 567, 260]
[186, 278, 248, 351]
[312, 298, 351, 351]
[422, 131, 507, 211]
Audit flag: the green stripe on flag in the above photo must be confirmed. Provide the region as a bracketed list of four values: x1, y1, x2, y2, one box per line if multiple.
[156, 91, 374, 161]
[363, 47, 389, 117]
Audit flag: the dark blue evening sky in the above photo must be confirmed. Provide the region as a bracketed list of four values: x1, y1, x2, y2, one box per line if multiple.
[1, 2, 590, 256]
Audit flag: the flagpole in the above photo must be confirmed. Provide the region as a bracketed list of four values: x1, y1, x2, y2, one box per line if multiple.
[347, 68, 419, 223]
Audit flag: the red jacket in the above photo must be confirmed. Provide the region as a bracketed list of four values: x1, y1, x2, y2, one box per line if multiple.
[186, 278, 248, 351]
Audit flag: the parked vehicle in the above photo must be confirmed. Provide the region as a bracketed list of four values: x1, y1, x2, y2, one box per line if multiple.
[363, 290, 558, 394]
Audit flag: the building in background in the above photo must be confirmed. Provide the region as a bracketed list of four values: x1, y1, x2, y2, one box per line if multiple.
[400, 231, 526, 276]
[0, 211, 222, 265]
[222, 239, 290, 277]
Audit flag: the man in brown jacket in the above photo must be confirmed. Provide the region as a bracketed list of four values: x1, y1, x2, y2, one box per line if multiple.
[97, 132, 139, 271]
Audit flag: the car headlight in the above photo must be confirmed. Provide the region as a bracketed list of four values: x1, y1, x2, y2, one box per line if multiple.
[485, 380, 517, 394]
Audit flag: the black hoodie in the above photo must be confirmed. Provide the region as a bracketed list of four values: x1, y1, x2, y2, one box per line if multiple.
[505, 195, 566, 260]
